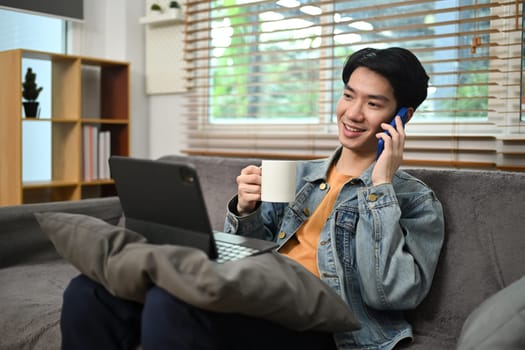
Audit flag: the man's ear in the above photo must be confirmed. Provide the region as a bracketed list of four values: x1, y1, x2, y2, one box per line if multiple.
[406, 107, 415, 123]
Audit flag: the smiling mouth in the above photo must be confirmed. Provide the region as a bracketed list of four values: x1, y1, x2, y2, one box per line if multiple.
[343, 122, 366, 133]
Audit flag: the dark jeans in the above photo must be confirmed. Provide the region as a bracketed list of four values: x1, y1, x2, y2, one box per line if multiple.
[61, 274, 337, 350]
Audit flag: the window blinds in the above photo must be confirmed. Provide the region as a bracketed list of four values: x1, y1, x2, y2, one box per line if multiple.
[184, 0, 524, 170]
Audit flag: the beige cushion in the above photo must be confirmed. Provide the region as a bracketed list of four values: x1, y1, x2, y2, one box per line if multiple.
[36, 212, 360, 332]
[456, 275, 525, 350]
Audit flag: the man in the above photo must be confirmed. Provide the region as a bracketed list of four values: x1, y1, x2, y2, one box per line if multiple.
[61, 47, 444, 350]
[223, 47, 444, 349]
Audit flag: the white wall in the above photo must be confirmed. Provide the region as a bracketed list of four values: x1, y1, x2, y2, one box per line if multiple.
[70, 0, 188, 159]
[69, 0, 149, 158]
[148, 93, 187, 159]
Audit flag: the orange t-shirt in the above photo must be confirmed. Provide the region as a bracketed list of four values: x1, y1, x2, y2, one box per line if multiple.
[279, 166, 351, 277]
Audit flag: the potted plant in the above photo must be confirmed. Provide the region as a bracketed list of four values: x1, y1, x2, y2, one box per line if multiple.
[167, 1, 182, 18]
[169, 1, 181, 9]
[150, 3, 163, 15]
[22, 67, 43, 118]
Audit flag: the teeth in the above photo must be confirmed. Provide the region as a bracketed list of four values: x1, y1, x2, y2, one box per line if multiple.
[344, 124, 363, 132]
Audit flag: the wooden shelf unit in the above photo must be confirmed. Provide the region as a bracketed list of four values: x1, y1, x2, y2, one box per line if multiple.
[0, 49, 130, 206]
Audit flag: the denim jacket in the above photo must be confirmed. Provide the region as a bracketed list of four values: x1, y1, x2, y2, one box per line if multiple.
[224, 148, 445, 350]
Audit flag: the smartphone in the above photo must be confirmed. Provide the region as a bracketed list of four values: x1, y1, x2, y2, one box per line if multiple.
[376, 107, 409, 160]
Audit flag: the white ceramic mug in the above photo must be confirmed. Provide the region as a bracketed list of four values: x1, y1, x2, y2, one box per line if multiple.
[261, 160, 297, 203]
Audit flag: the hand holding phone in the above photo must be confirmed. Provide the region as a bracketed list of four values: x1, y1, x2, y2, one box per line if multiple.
[376, 107, 409, 160]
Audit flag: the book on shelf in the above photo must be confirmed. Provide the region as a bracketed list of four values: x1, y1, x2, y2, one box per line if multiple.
[98, 130, 111, 180]
[82, 125, 97, 181]
[82, 125, 111, 181]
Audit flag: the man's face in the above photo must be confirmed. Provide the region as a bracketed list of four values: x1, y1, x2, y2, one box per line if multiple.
[336, 66, 397, 156]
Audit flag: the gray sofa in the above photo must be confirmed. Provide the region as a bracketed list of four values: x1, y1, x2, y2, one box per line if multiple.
[1, 155, 524, 349]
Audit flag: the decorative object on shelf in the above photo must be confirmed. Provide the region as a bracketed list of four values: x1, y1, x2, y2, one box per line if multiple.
[150, 3, 163, 14]
[140, 1, 183, 25]
[167, 1, 181, 18]
[22, 67, 43, 118]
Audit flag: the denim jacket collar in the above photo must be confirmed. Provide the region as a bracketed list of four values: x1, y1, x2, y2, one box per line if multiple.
[302, 146, 374, 187]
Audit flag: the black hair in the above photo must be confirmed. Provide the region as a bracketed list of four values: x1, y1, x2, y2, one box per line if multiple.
[342, 47, 429, 110]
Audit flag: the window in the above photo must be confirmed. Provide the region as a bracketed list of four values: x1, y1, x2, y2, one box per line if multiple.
[0, 8, 66, 53]
[185, 0, 524, 169]
[0, 8, 67, 181]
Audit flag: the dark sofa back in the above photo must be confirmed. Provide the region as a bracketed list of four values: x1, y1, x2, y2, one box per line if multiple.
[404, 168, 525, 348]
[0, 197, 122, 268]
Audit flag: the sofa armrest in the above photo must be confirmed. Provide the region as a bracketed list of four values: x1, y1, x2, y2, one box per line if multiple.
[0, 197, 123, 268]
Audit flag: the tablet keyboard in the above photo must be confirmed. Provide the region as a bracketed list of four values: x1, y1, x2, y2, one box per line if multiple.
[215, 240, 259, 263]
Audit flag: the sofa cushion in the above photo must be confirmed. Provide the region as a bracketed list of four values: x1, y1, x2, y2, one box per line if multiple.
[456, 275, 525, 350]
[0, 261, 78, 350]
[36, 211, 360, 332]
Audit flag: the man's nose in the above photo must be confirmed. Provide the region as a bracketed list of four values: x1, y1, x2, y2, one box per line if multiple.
[345, 102, 365, 121]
